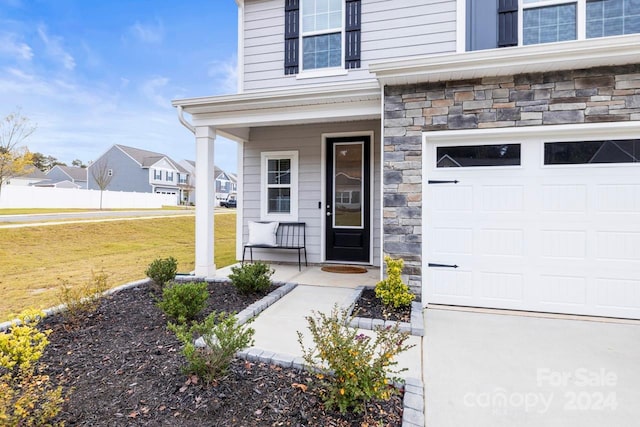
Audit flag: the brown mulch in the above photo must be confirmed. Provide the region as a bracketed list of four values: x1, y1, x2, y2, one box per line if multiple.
[352, 288, 411, 323]
[38, 281, 403, 426]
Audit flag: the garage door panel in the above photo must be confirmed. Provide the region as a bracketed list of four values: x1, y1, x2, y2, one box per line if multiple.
[479, 228, 524, 256]
[431, 269, 473, 299]
[541, 230, 587, 259]
[596, 232, 640, 260]
[431, 185, 472, 212]
[431, 227, 473, 254]
[596, 184, 640, 212]
[542, 184, 587, 213]
[538, 275, 588, 306]
[596, 278, 640, 310]
[481, 185, 524, 212]
[479, 272, 523, 302]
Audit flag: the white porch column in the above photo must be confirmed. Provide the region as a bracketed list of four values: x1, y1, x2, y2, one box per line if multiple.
[195, 126, 216, 277]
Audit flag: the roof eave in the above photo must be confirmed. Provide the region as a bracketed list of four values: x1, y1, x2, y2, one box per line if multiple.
[369, 34, 640, 86]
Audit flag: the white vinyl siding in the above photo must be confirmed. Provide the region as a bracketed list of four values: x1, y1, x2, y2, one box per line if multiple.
[241, 120, 381, 266]
[242, 0, 457, 91]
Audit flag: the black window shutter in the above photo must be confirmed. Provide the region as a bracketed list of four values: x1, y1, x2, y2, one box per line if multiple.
[284, 0, 299, 75]
[345, 0, 361, 69]
[497, 0, 518, 47]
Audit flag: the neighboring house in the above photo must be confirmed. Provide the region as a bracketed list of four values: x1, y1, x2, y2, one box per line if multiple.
[5, 167, 50, 186]
[173, 1, 640, 320]
[179, 159, 238, 204]
[88, 144, 190, 204]
[42, 165, 88, 188]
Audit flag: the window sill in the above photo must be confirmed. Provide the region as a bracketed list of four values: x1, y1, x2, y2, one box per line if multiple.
[296, 68, 348, 80]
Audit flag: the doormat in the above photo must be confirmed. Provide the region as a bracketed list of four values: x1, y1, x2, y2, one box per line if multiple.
[321, 265, 368, 274]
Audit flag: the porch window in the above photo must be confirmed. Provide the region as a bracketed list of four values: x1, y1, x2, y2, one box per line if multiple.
[260, 151, 299, 221]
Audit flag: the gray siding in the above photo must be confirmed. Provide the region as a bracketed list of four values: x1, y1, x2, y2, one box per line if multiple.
[87, 146, 151, 193]
[242, 120, 381, 266]
[243, 0, 457, 91]
[46, 168, 74, 185]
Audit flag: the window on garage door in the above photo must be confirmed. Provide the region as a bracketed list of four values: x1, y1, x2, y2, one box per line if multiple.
[436, 143, 521, 168]
[544, 139, 640, 165]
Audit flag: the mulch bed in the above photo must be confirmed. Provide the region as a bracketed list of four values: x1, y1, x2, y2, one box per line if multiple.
[38, 281, 403, 426]
[352, 288, 411, 323]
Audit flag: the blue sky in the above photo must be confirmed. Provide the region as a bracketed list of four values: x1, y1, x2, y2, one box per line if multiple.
[0, 0, 239, 172]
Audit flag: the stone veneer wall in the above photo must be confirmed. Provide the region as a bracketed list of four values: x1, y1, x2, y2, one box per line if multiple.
[383, 64, 640, 296]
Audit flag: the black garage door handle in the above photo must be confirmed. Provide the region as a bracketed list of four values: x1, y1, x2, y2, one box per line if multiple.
[428, 263, 459, 269]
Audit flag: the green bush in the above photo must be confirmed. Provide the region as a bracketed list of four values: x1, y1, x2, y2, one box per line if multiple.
[168, 311, 254, 383]
[0, 310, 64, 426]
[297, 305, 413, 414]
[228, 262, 273, 295]
[145, 256, 178, 288]
[58, 269, 109, 327]
[375, 256, 415, 309]
[157, 281, 209, 323]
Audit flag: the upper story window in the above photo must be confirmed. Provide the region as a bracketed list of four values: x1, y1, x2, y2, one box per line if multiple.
[523, 0, 640, 45]
[301, 0, 343, 70]
[469, 0, 640, 51]
[166, 171, 174, 181]
[178, 174, 188, 184]
[284, 0, 361, 75]
[153, 169, 162, 180]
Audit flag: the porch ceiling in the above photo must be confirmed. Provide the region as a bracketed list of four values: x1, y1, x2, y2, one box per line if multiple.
[370, 34, 640, 87]
[171, 80, 381, 139]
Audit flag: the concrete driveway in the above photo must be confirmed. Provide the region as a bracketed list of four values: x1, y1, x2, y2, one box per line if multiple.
[424, 309, 640, 427]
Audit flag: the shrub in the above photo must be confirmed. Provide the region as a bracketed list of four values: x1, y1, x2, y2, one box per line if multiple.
[375, 256, 415, 309]
[58, 269, 109, 326]
[297, 305, 413, 414]
[146, 256, 178, 288]
[168, 311, 254, 383]
[157, 281, 209, 323]
[228, 262, 273, 295]
[0, 310, 64, 426]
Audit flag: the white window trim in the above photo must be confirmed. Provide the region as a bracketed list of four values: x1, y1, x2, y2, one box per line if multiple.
[260, 150, 299, 221]
[299, 0, 346, 73]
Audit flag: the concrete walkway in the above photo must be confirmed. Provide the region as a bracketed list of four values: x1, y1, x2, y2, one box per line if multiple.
[247, 283, 423, 379]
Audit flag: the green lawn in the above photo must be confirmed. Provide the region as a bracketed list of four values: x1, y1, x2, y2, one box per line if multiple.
[0, 213, 236, 321]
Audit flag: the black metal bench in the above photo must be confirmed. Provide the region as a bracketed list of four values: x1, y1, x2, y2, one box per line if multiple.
[242, 222, 308, 271]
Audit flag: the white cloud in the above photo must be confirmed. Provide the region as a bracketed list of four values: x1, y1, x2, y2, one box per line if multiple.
[130, 19, 164, 44]
[207, 56, 238, 95]
[0, 32, 33, 60]
[140, 76, 171, 109]
[37, 25, 75, 70]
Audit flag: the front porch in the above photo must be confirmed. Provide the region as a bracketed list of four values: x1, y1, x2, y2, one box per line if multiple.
[216, 262, 381, 288]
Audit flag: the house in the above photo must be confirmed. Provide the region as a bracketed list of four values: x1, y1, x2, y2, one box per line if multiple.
[172, 0, 640, 320]
[87, 144, 191, 204]
[179, 160, 237, 204]
[5, 166, 50, 186]
[40, 165, 88, 189]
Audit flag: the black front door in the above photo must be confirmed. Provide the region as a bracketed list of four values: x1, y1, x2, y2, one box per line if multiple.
[325, 136, 370, 263]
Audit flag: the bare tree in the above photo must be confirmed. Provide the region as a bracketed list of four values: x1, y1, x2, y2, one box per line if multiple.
[90, 161, 113, 210]
[0, 109, 36, 196]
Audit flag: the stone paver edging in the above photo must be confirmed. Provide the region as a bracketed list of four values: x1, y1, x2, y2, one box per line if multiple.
[344, 286, 424, 336]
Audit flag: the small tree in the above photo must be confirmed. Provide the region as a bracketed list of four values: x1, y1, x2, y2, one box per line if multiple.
[91, 160, 113, 210]
[0, 109, 36, 196]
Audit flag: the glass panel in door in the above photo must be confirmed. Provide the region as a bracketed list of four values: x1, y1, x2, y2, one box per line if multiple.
[333, 142, 363, 228]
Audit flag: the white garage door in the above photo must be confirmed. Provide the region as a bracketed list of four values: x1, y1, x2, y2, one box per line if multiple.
[424, 136, 640, 319]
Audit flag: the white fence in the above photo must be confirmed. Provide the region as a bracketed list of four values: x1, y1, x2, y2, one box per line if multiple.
[0, 186, 177, 209]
